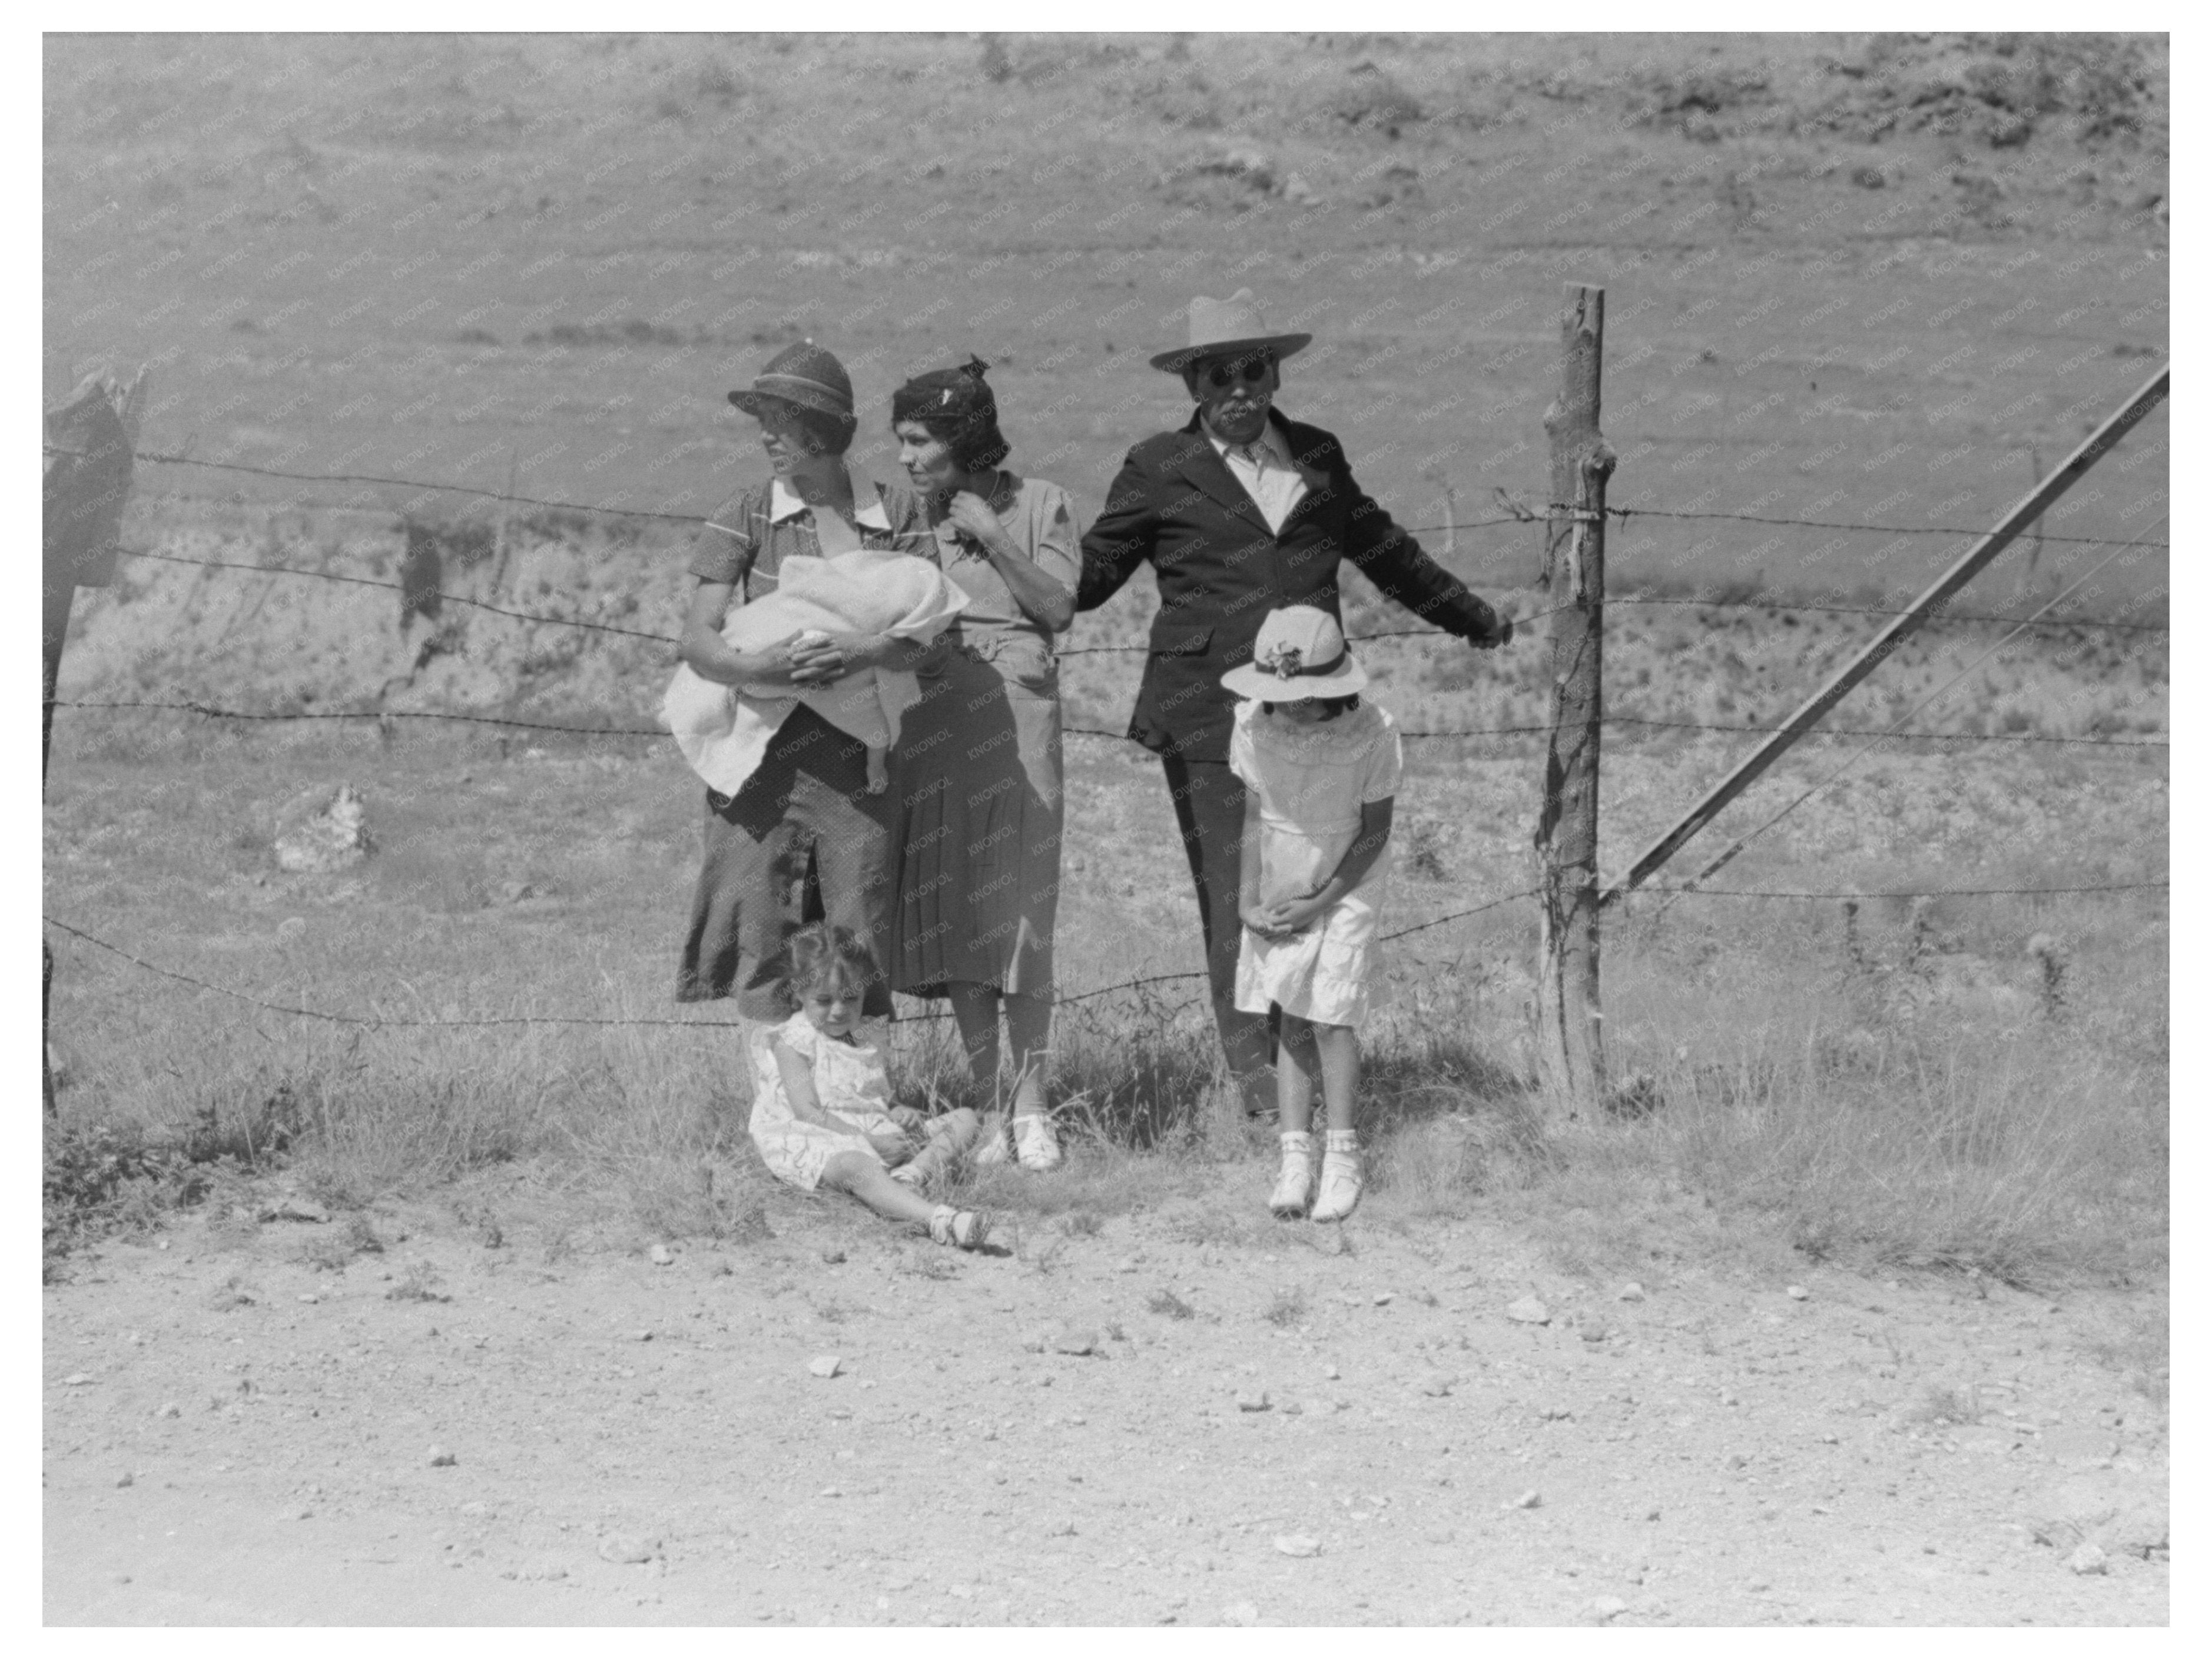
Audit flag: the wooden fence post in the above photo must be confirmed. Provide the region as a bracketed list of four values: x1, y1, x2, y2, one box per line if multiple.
[43, 367, 147, 1113]
[1534, 284, 1614, 1116]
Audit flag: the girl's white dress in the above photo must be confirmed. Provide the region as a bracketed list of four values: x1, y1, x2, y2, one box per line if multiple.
[663, 549, 967, 797]
[747, 1012, 906, 1192]
[1229, 699, 1403, 1028]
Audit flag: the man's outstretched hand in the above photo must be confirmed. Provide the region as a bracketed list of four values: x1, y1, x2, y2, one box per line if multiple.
[1467, 603, 1514, 649]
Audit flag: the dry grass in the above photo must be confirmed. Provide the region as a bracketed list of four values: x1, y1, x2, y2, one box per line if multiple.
[44, 628, 2165, 1296]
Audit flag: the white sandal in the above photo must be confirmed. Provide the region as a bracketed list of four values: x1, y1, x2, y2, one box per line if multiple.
[928, 1205, 991, 1251]
[1309, 1135, 1364, 1223]
[972, 1115, 1013, 1167]
[1269, 1132, 1316, 1219]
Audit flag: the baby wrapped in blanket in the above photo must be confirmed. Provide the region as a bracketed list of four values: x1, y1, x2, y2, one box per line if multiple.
[664, 545, 968, 797]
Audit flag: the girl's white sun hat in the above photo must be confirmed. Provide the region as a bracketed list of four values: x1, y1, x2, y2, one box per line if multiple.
[1221, 605, 1369, 701]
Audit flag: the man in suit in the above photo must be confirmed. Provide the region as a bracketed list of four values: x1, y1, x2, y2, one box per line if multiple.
[1077, 289, 1514, 1116]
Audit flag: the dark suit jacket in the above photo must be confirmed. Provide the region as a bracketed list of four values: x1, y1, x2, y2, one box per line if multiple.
[1076, 407, 1505, 765]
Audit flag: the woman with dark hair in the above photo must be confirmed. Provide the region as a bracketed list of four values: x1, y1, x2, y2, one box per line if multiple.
[676, 341, 936, 1031]
[888, 359, 1079, 1170]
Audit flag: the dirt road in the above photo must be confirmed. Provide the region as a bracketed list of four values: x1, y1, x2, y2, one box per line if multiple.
[44, 1167, 2166, 1626]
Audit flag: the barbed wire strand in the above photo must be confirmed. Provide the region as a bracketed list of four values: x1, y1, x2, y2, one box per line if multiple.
[121, 548, 676, 643]
[1596, 595, 2167, 634]
[1057, 592, 2168, 655]
[46, 874, 2163, 1038]
[1059, 719, 2163, 750]
[61, 442, 2169, 553]
[54, 699, 666, 738]
[63, 445, 715, 525]
[1640, 882, 2167, 900]
[120, 543, 2167, 651]
[100, 489, 2167, 648]
[51, 701, 2166, 752]
[1589, 501, 2168, 550]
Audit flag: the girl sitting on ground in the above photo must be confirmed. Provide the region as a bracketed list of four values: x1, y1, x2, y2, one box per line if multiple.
[747, 923, 991, 1249]
[1224, 606, 1403, 1225]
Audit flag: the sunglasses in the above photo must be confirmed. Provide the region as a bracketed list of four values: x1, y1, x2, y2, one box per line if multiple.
[1198, 356, 1274, 390]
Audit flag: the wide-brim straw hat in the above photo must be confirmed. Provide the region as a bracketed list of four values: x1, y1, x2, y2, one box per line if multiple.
[728, 340, 855, 422]
[1221, 605, 1368, 701]
[1150, 288, 1313, 373]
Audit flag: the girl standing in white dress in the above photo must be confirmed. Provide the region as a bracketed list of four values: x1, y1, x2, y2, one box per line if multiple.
[747, 923, 991, 1249]
[1223, 607, 1402, 1224]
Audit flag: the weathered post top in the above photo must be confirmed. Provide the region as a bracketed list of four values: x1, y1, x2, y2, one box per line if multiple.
[44, 369, 148, 592]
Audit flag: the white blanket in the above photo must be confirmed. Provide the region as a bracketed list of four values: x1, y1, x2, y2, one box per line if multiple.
[662, 549, 967, 797]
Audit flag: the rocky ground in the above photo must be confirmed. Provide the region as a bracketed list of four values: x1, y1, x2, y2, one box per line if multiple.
[44, 1170, 2167, 1626]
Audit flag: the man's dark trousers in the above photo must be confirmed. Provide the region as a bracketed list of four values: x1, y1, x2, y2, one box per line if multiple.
[1160, 753, 1276, 1087]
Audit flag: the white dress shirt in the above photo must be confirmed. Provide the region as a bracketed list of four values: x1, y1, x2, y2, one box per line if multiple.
[1209, 422, 1307, 535]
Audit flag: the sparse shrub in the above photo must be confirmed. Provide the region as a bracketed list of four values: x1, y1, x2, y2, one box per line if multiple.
[902, 1248, 959, 1282]
[1263, 1286, 1308, 1327]
[1634, 67, 1772, 138]
[385, 1257, 448, 1302]
[1812, 33, 2162, 150]
[299, 1229, 361, 1273]
[1148, 1288, 1195, 1320]
[1330, 63, 1424, 134]
[1912, 1382, 1981, 1426]
[1402, 817, 1450, 882]
[2027, 933, 2068, 1018]
[1606, 1072, 1663, 1119]
[43, 1120, 207, 1278]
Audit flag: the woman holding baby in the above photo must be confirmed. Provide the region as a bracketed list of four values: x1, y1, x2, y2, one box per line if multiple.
[674, 341, 939, 1026]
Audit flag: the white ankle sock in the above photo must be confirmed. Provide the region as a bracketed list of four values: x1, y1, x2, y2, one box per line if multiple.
[1279, 1130, 1314, 1153]
[1324, 1129, 1359, 1154]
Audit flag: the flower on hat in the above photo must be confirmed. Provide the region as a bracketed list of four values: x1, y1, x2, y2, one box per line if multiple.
[1259, 642, 1305, 680]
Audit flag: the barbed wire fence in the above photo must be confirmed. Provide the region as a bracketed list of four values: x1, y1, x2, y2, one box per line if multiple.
[42, 395, 2169, 1045]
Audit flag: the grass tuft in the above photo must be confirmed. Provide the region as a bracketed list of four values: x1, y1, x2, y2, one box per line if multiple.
[1148, 1288, 1196, 1320]
[1263, 1286, 1308, 1327]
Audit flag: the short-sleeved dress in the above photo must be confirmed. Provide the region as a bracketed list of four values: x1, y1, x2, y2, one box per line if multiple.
[675, 467, 933, 1021]
[747, 1011, 906, 1192]
[889, 473, 1079, 998]
[1229, 699, 1404, 1028]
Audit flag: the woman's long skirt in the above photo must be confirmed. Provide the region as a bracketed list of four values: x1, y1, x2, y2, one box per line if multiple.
[888, 641, 1062, 997]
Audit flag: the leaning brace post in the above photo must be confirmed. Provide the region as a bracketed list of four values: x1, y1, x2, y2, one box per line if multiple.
[1601, 362, 2168, 906]
[1533, 284, 1615, 1115]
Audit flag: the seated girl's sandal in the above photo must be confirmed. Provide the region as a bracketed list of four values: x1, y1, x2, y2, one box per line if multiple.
[971, 1119, 1013, 1167]
[928, 1205, 991, 1251]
